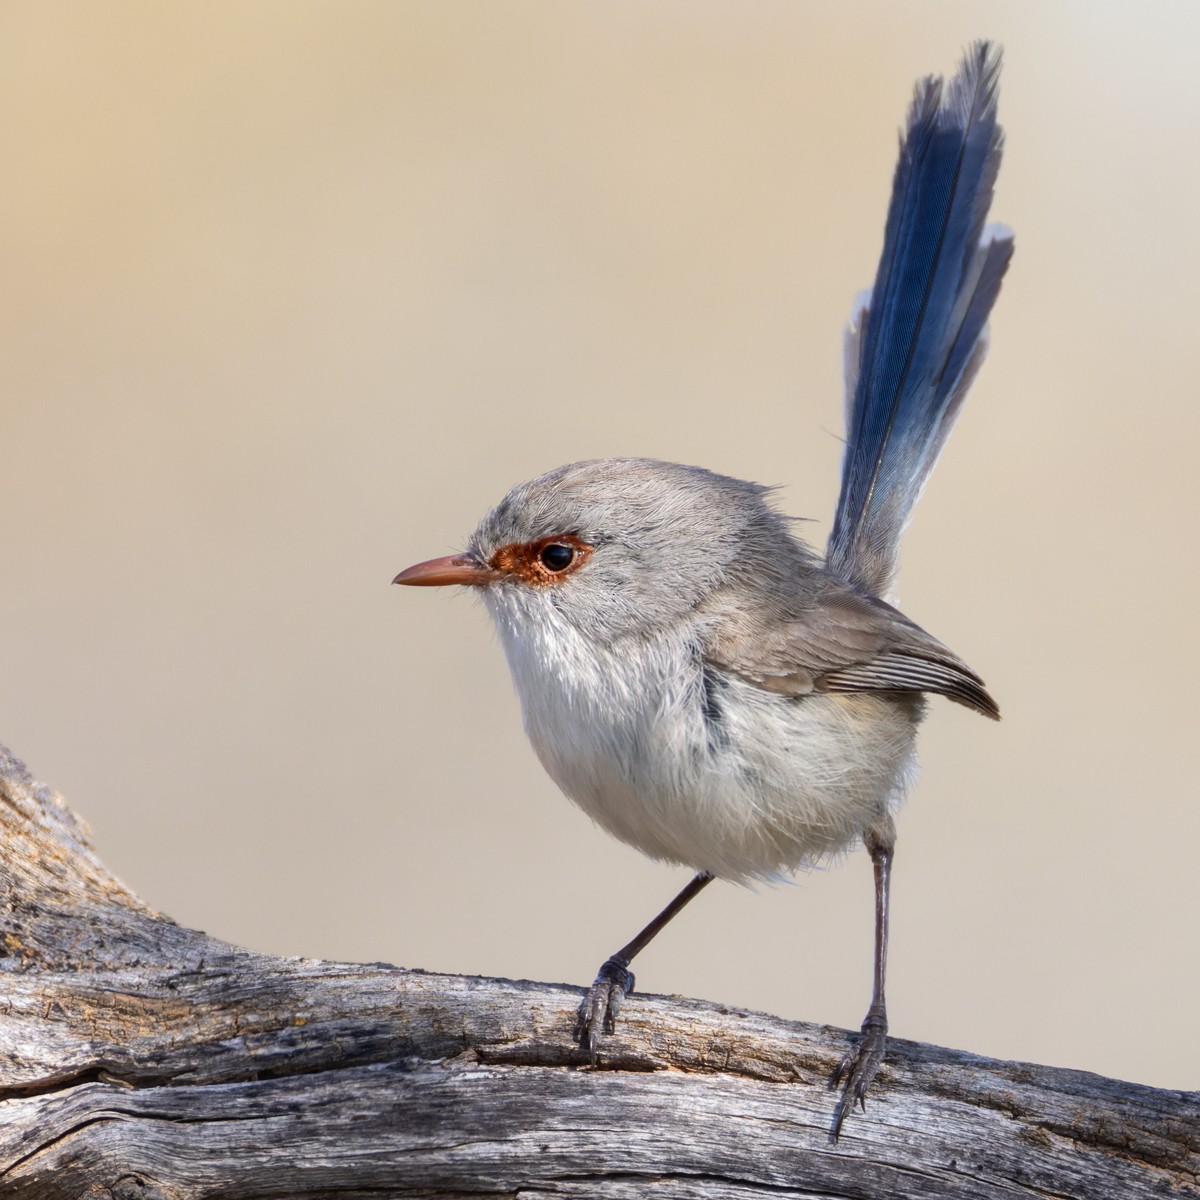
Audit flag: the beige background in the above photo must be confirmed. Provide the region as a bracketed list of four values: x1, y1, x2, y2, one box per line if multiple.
[1, 3, 1196, 1091]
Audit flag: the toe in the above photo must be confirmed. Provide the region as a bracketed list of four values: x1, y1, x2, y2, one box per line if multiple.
[575, 959, 635, 1059]
[828, 1017, 888, 1141]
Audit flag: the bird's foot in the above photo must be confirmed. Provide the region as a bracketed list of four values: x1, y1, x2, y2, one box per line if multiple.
[829, 1004, 888, 1140]
[575, 956, 635, 1061]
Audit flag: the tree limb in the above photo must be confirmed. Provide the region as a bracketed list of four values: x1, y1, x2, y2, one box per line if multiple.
[0, 744, 1195, 1198]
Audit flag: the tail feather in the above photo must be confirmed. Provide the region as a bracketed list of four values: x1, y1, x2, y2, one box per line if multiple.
[827, 42, 1014, 596]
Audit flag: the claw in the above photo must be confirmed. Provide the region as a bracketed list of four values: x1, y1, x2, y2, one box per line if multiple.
[575, 957, 635, 1060]
[829, 1007, 888, 1141]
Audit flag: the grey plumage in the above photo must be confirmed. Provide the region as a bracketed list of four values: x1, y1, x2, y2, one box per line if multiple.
[703, 570, 998, 719]
[460, 456, 994, 882]
[469, 458, 809, 645]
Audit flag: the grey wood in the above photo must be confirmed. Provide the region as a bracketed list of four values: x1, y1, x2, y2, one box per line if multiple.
[0, 744, 1195, 1198]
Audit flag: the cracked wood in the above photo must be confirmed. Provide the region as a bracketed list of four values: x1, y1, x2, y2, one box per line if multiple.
[0, 744, 1196, 1198]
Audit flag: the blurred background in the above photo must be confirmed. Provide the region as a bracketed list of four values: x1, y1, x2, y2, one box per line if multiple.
[1, 2, 1196, 1091]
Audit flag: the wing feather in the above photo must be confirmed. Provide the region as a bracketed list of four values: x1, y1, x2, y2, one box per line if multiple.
[703, 580, 999, 719]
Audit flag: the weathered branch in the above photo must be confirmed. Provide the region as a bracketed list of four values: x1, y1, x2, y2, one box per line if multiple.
[0, 744, 1195, 1198]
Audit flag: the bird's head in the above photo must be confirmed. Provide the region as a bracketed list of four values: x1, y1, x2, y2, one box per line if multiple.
[394, 457, 807, 643]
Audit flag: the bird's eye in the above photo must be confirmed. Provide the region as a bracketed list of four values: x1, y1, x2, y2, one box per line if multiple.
[539, 543, 576, 572]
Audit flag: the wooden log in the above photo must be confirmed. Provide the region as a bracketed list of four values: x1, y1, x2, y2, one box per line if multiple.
[1, 744, 1195, 1198]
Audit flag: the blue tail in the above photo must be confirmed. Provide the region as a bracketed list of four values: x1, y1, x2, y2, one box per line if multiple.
[827, 42, 1013, 596]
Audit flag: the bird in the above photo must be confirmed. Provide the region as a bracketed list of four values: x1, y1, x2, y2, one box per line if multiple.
[395, 41, 1012, 1138]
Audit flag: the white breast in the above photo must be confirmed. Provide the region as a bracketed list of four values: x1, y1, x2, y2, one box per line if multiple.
[483, 589, 919, 883]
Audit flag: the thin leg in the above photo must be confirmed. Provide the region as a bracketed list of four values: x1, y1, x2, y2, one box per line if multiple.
[831, 817, 895, 1140]
[576, 871, 713, 1059]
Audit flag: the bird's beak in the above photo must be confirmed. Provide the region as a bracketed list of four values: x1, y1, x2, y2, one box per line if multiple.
[392, 553, 500, 588]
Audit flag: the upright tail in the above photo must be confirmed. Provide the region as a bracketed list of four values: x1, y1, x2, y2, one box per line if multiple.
[826, 41, 1013, 597]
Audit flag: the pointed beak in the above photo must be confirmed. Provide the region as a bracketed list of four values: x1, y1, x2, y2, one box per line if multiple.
[392, 553, 500, 588]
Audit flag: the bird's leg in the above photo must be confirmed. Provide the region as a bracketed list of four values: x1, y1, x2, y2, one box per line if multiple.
[576, 870, 713, 1059]
[831, 816, 895, 1139]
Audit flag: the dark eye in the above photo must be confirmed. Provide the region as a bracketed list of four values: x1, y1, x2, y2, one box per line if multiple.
[539, 543, 576, 572]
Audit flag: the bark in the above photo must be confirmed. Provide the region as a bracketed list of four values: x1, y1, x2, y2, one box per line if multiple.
[0, 743, 1195, 1199]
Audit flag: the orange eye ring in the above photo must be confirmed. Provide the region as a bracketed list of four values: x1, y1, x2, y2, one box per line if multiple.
[490, 534, 594, 586]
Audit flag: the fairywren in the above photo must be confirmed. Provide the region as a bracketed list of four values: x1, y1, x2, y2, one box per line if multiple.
[396, 42, 1011, 1137]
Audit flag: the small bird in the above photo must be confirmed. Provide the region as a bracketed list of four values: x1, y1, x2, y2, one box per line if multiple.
[396, 42, 1012, 1137]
